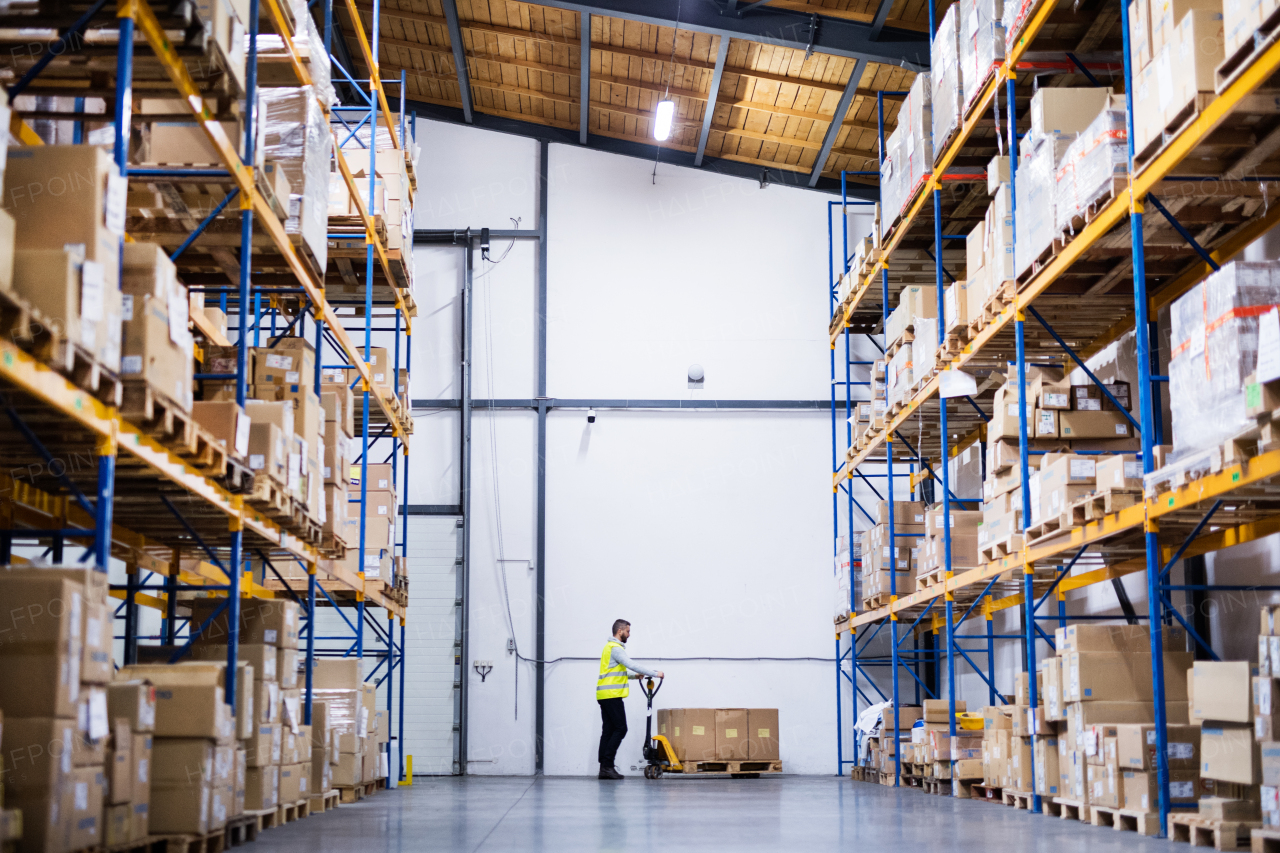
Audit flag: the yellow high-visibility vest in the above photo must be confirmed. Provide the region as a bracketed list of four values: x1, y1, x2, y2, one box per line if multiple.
[597, 640, 629, 700]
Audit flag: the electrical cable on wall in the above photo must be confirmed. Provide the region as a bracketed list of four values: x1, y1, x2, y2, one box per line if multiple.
[478, 218, 525, 720]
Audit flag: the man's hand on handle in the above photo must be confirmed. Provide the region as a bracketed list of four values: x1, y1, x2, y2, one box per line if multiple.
[656, 671, 665, 679]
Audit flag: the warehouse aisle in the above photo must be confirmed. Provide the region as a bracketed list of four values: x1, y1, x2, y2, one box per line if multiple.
[248, 777, 1173, 852]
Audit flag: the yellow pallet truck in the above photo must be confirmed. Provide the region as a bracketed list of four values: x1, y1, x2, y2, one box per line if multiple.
[640, 676, 680, 779]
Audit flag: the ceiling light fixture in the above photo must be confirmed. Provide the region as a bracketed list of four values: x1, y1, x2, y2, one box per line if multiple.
[654, 100, 675, 141]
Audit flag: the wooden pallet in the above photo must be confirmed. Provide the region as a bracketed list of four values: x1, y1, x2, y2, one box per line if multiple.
[153, 832, 226, 853]
[1025, 515, 1069, 543]
[971, 783, 1003, 802]
[1057, 176, 1128, 239]
[275, 798, 310, 824]
[224, 813, 261, 848]
[242, 807, 279, 832]
[308, 789, 340, 813]
[1217, 4, 1280, 91]
[221, 456, 253, 494]
[0, 288, 124, 407]
[338, 781, 379, 803]
[978, 533, 1024, 562]
[1051, 798, 1091, 821]
[1091, 805, 1163, 836]
[120, 381, 229, 475]
[1169, 814, 1261, 850]
[922, 778, 948, 795]
[1251, 828, 1280, 853]
[246, 473, 290, 518]
[671, 759, 782, 776]
[102, 837, 163, 853]
[1003, 789, 1033, 809]
[1136, 93, 1221, 166]
[1062, 489, 1142, 526]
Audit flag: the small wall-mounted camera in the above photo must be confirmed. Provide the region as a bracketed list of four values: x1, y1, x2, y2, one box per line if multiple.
[587, 408, 596, 424]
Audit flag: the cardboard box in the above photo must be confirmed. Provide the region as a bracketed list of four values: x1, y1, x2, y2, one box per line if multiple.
[324, 428, 351, 485]
[747, 709, 779, 761]
[254, 337, 315, 387]
[1116, 723, 1200, 771]
[1058, 410, 1133, 440]
[192, 401, 250, 459]
[1095, 454, 1144, 491]
[119, 279, 193, 412]
[1035, 736, 1062, 797]
[1193, 661, 1253, 723]
[668, 709, 717, 762]
[351, 462, 394, 494]
[278, 763, 306, 803]
[1029, 87, 1114, 137]
[116, 667, 233, 741]
[278, 647, 298, 689]
[314, 659, 362, 690]
[188, 599, 300, 648]
[1123, 768, 1200, 811]
[106, 720, 132, 804]
[4, 145, 123, 272]
[1201, 723, 1259, 784]
[108, 680, 157, 734]
[246, 723, 281, 767]
[245, 765, 279, 810]
[877, 501, 927, 526]
[14, 247, 118, 377]
[1062, 651, 1193, 702]
[1058, 623, 1179, 655]
[131, 734, 152, 839]
[68, 766, 106, 850]
[320, 384, 355, 436]
[247, 422, 287, 484]
[923, 698, 966, 723]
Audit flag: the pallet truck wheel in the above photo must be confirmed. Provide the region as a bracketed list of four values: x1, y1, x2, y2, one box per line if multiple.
[652, 765, 663, 779]
[643, 766, 653, 779]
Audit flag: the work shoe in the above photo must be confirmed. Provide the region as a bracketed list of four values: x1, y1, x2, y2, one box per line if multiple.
[598, 764, 624, 780]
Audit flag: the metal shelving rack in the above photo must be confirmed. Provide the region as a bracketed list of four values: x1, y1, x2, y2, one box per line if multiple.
[831, 0, 1280, 833]
[0, 0, 414, 787]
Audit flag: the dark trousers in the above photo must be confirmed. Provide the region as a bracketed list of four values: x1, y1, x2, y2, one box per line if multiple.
[598, 697, 628, 767]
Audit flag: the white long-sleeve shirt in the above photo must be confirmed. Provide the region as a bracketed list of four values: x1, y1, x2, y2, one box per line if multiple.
[608, 637, 659, 679]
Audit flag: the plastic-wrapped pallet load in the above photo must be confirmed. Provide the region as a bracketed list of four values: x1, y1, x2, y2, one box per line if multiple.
[1169, 262, 1280, 459]
[888, 343, 913, 407]
[1053, 101, 1127, 236]
[1013, 133, 1073, 278]
[931, 5, 963, 161]
[879, 124, 905, 239]
[1001, 0, 1043, 53]
[900, 72, 933, 193]
[960, 0, 1005, 111]
[260, 86, 332, 273]
[256, 1, 337, 108]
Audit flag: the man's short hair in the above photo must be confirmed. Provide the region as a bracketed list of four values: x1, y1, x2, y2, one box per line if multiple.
[612, 619, 631, 636]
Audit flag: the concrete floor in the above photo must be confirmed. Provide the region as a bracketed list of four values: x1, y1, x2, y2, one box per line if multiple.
[251, 776, 1182, 852]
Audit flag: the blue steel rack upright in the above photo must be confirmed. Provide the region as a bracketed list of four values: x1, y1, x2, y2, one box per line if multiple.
[0, 0, 415, 791]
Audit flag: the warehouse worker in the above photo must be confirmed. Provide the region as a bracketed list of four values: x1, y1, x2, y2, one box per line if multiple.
[597, 619, 664, 779]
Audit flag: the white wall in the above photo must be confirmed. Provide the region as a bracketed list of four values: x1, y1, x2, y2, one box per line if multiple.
[410, 119, 845, 775]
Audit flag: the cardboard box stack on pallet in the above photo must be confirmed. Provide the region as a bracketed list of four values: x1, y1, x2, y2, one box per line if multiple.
[1042, 624, 1194, 812]
[860, 502, 926, 607]
[899, 700, 981, 787]
[311, 659, 390, 792]
[654, 709, 780, 769]
[0, 569, 117, 853]
[1128, 0, 1226, 158]
[864, 706, 922, 783]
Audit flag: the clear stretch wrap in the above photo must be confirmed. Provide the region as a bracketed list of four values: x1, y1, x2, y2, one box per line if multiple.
[888, 343, 914, 407]
[879, 124, 905, 238]
[960, 0, 1005, 110]
[902, 72, 933, 195]
[915, 317, 939, 377]
[311, 689, 362, 737]
[1169, 262, 1280, 458]
[1013, 133, 1073, 278]
[259, 86, 332, 271]
[254, 2, 336, 107]
[1002, 0, 1044, 52]
[1053, 105, 1127, 234]
[931, 6, 963, 162]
